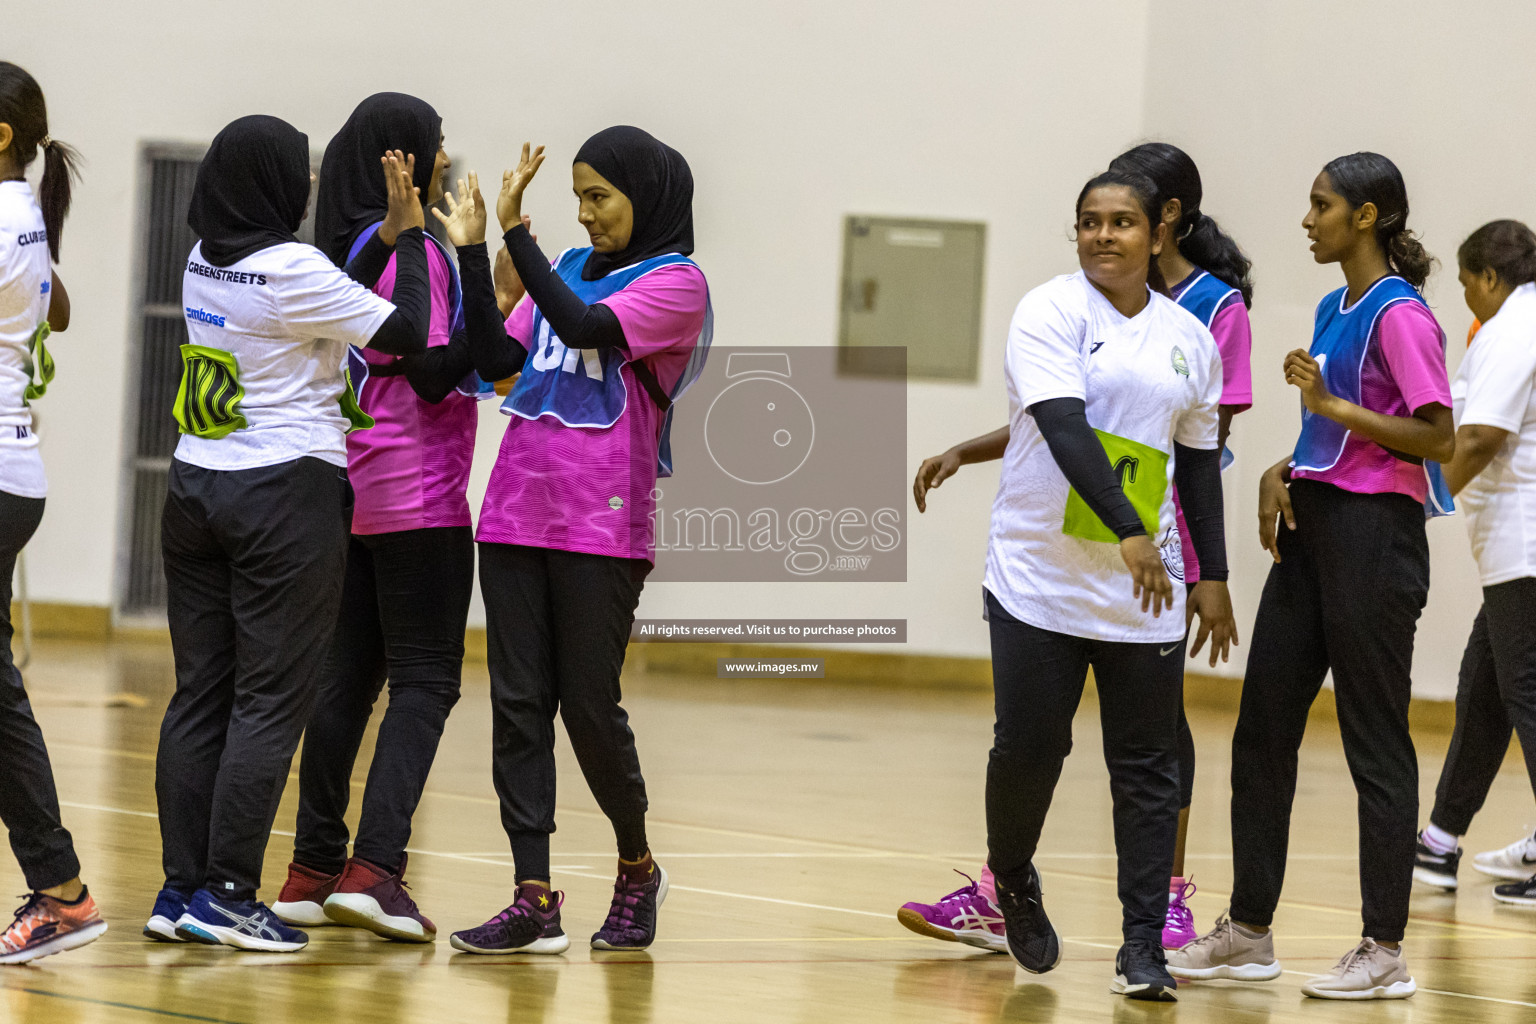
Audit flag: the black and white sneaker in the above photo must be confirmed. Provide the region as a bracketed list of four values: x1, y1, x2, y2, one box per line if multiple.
[994, 863, 1061, 974]
[1492, 872, 1536, 907]
[1412, 835, 1461, 891]
[1112, 938, 1179, 1001]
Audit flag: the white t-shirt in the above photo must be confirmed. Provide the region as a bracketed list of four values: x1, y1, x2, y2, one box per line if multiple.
[1452, 282, 1536, 587]
[173, 241, 394, 471]
[984, 272, 1222, 643]
[0, 181, 52, 498]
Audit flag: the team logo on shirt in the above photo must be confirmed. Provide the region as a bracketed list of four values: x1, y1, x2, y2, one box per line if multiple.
[17, 229, 46, 247]
[185, 306, 228, 328]
[1170, 346, 1189, 377]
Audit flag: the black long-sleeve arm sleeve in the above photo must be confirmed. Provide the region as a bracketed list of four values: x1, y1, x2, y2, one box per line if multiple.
[502, 223, 627, 350]
[459, 243, 529, 381]
[364, 227, 431, 357]
[1172, 442, 1228, 582]
[1029, 397, 1145, 541]
[391, 241, 534, 404]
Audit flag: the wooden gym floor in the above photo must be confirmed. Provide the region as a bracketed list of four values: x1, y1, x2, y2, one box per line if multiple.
[3, 637, 1535, 1023]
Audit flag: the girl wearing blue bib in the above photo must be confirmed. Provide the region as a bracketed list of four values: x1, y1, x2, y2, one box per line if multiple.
[452, 129, 710, 959]
[1170, 153, 1453, 1000]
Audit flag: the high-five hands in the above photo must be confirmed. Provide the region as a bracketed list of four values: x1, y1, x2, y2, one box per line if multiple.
[497, 143, 546, 232]
[378, 151, 423, 246]
[431, 172, 487, 248]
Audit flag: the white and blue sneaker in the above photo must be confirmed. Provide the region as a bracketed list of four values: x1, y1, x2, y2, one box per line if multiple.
[144, 886, 194, 942]
[174, 889, 308, 952]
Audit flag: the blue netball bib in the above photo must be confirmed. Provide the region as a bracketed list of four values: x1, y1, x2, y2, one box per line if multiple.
[1173, 271, 1240, 471]
[501, 248, 712, 476]
[1173, 270, 1239, 328]
[1292, 276, 1453, 518]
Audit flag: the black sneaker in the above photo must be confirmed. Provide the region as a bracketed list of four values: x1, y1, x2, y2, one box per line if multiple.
[994, 864, 1061, 974]
[1412, 835, 1461, 891]
[1112, 938, 1179, 1001]
[1492, 872, 1536, 907]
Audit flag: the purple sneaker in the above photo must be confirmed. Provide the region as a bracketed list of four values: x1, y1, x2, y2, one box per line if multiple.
[449, 886, 570, 955]
[1162, 878, 1197, 949]
[591, 854, 668, 950]
[897, 871, 1007, 953]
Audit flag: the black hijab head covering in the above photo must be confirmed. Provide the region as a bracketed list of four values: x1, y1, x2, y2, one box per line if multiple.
[188, 115, 310, 268]
[315, 92, 443, 266]
[573, 126, 694, 280]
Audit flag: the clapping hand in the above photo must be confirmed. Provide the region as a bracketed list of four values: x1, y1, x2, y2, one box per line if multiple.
[431, 172, 488, 248]
[497, 143, 546, 232]
[378, 151, 423, 246]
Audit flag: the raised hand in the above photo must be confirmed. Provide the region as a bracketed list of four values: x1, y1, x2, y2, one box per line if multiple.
[494, 215, 534, 315]
[1284, 348, 1337, 417]
[431, 172, 488, 248]
[497, 143, 547, 232]
[378, 150, 423, 246]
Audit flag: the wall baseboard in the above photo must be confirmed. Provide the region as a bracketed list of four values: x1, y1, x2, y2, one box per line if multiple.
[9, 601, 113, 639]
[13, 608, 1458, 732]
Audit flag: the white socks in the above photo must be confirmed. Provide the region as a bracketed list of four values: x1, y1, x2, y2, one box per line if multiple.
[1422, 823, 1459, 855]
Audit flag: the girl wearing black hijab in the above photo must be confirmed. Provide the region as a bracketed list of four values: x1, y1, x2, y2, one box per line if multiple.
[450, 128, 712, 956]
[146, 114, 433, 953]
[273, 94, 528, 944]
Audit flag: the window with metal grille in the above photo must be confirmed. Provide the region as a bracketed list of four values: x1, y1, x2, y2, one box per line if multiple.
[118, 145, 318, 618]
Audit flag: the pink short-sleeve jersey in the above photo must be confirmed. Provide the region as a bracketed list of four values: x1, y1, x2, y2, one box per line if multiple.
[1290, 300, 1452, 501]
[345, 240, 478, 535]
[476, 263, 709, 561]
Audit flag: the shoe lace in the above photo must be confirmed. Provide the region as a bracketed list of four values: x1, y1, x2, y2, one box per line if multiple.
[1123, 937, 1167, 970]
[602, 876, 648, 931]
[935, 871, 982, 904]
[1167, 879, 1196, 927]
[1180, 909, 1231, 953]
[1332, 939, 1376, 975]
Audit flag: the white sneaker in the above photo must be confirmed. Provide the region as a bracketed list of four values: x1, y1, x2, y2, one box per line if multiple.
[1165, 911, 1282, 981]
[1301, 939, 1415, 1000]
[1473, 829, 1536, 881]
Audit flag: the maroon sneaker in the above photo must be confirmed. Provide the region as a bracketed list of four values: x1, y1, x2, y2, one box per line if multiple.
[322, 854, 435, 942]
[273, 862, 340, 927]
[591, 854, 669, 950]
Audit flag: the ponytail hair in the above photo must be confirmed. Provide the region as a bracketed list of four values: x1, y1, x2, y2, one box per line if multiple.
[1109, 142, 1253, 307]
[0, 61, 79, 262]
[1322, 151, 1435, 290]
[1075, 168, 1171, 298]
[1458, 219, 1536, 289]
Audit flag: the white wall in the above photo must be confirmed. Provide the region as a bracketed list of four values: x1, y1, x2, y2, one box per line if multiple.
[17, 1, 1515, 697]
[1142, 0, 1536, 696]
[11, 0, 1152, 658]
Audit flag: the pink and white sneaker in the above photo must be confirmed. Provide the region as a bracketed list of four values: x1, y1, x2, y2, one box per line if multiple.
[897, 870, 1007, 953]
[1162, 877, 1197, 949]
